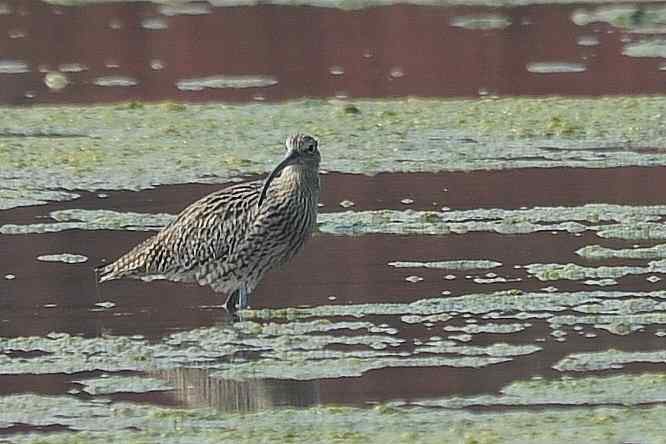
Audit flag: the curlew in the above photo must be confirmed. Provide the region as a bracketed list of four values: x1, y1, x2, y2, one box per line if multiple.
[97, 134, 321, 311]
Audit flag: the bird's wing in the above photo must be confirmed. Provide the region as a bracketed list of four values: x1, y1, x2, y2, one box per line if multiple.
[146, 180, 263, 273]
[193, 201, 282, 291]
[99, 180, 262, 282]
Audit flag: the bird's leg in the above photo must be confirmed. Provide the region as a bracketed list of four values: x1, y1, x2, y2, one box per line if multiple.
[224, 290, 239, 312]
[224, 285, 251, 311]
[237, 285, 250, 310]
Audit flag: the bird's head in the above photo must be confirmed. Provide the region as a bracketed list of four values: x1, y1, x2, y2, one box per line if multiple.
[285, 133, 321, 169]
[258, 134, 320, 208]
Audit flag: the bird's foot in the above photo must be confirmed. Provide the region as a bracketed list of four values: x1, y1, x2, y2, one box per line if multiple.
[224, 292, 239, 312]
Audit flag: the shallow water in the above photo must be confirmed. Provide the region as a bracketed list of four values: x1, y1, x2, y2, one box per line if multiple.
[3, 167, 666, 434]
[1, 1, 666, 104]
[2, 0, 666, 440]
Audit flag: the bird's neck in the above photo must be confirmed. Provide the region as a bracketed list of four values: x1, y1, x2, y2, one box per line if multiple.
[278, 164, 320, 196]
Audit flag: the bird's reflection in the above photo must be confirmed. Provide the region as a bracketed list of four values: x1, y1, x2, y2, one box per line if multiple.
[151, 368, 320, 413]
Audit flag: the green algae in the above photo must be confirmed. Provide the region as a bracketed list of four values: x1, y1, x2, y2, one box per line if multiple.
[7, 289, 663, 381]
[473, 275, 521, 284]
[6, 203, 666, 238]
[577, 244, 666, 260]
[388, 260, 502, 269]
[525, 260, 666, 282]
[554, 349, 666, 372]
[1, 222, 91, 235]
[158, 2, 211, 14]
[0, 187, 79, 210]
[0, 59, 28, 74]
[414, 340, 540, 358]
[526, 62, 586, 74]
[550, 311, 666, 336]
[401, 313, 452, 324]
[93, 76, 139, 87]
[449, 14, 511, 30]
[75, 375, 174, 395]
[52, 208, 175, 229]
[406, 373, 666, 408]
[36, 253, 88, 264]
[2, 96, 666, 210]
[576, 35, 600, 47]
[582, 278, 617, 286]
[623, 39, 666, 58]
[0, 209, 175, 234]
[442, 322, 528, 334]
[0, 315, 537, 380]
[250, 290, 666, 322]
[212, 355, 512, 381]
[175, 75, 278, 91]
[597, 222, 666, 240]
[572, 5, 666, 34]
[316, 205, 666, 237]
[6, 394, 666, 444]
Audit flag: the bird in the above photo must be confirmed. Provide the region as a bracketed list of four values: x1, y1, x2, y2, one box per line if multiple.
[97, 134, 321, 311]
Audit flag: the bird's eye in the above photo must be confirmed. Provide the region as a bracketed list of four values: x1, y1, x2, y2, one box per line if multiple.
[304, 138, 317, 153]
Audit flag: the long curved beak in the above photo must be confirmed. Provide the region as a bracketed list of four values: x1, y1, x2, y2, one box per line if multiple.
[258, 150, 299, 208]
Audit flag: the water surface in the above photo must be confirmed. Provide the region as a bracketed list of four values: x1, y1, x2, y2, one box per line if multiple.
[1, 1, 665, 104]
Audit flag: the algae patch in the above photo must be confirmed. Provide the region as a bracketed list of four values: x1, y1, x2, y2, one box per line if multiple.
[572, 4, 666, 34]
[0, 209, 175, 234]
[75, 375, 174, 395]
[449, 14, 511, 30]
[406, 373, 666, 408]
[7, 203, 666, 238]
[443, 322, 528, 335]
[0, 315, 536, 381]
[5, 394, 666, 444]
[577, 244, 666, 260]
[212, 355, 513, 381]
[526, 62, 586, 74]
[36, 253, 88, 264]
[623, 39, 666, 59]
[388, 260, 502, 270]
[0, 59, 29, 74]
[316, 204, 666, 239]
[0, 187, 79, 210]
[8, 289, 658, 382]
[525, 260, 666, 282]
[3, 96, 666, 210]
[93, 76, 139, 87]
[176, 75, 278, 91]
[554, 349, 666, 372]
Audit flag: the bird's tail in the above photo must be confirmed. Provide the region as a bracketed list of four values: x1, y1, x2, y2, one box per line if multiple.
[95, 262, 122, 283]
[95, 239, 154, 283]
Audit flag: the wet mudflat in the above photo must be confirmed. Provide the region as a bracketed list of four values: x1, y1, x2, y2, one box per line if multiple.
[1, 0, 666, 440]
[3, 166, 666, 442]
[1, 1, 666, 104]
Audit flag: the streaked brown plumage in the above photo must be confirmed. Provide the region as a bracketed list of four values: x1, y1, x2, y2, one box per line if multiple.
[97, 134, 321, 310]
